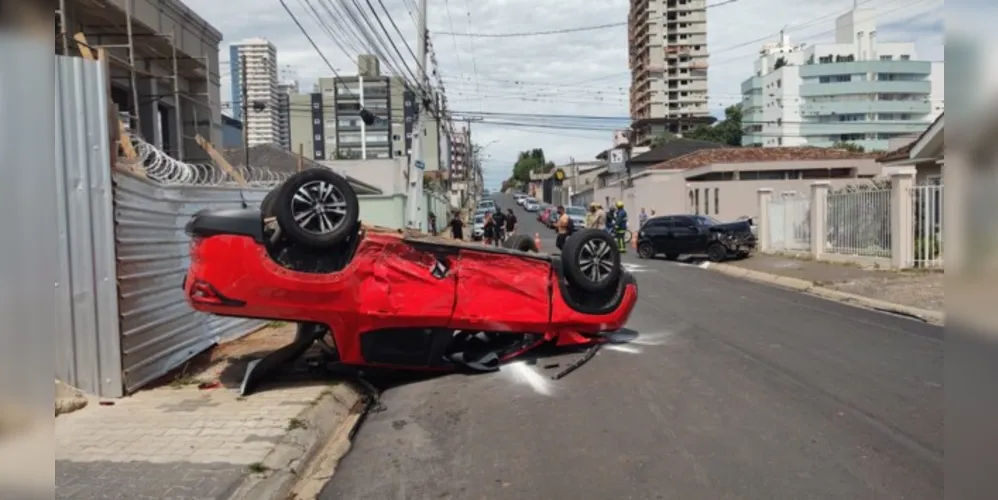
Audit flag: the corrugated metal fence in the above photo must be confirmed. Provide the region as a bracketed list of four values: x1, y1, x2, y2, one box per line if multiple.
[54, 56, 124, 397]
[113, 173, 270, 393]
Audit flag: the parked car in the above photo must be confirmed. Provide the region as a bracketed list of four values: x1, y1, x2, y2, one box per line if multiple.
[538, 206, 552, 222]
[636, 214, 756, 262]
[478, 199, 496, 212]
[525, 200, 540, 212]
[514, 193, 527, 205]
[182, 168, 637, 393]
[565, 206, 587, 229]
[472, 214, 486, 241]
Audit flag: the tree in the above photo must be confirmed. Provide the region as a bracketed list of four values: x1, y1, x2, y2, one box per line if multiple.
[684, 104, 744, 146]
[831, 141, 865, 152]
[650, 131, 678, 147]
[509, 148, 555, 184]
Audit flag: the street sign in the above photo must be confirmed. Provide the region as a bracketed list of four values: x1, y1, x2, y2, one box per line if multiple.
[608, 147, 627, 173]
[415, 160, 425, 170]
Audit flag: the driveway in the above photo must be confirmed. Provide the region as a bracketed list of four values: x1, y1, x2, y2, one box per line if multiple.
[320, 195, 942, 499]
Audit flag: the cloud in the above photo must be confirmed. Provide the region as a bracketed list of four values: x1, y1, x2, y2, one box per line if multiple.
[183, 0, 943, 189]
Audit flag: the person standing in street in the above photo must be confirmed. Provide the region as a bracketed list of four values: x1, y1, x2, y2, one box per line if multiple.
[613, 200, 629, 253]
[491, 208, 506, 246]
[449, 211, 464, 240]
[428, 212, 438, 235]
[638, 207, 648, 228]
[483, 212, 495, 245]
[585, 203, 596, 229]
[593, 203, 606, 230]
[504, 208, 517, 240]
[555, 205, 572, 251]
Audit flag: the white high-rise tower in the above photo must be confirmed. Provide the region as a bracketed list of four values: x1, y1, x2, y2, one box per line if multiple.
[230, 38, 279, 146]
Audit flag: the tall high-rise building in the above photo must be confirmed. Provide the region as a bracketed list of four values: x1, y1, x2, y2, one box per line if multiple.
[628, 0, 712, 147]
[229, 38, 279, 146]
[276, 80, 297, 150]
[739, 8, 944, 150]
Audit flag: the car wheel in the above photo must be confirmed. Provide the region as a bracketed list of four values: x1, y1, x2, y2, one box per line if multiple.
[664, 253, 680, 261]
[707, 243, 728, 262]
[274, 168, 359, 249]
[504, 234, 538, 252]
[561, 229, 621, 293]
[637, 242, 655, 259]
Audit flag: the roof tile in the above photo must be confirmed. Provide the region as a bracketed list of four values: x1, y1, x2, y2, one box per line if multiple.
[650, 147, 881, 170]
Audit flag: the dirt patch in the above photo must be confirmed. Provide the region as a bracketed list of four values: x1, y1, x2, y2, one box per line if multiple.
[146, 323, 300, 390]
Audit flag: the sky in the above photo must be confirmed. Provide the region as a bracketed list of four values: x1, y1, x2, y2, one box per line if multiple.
[184, 0, 943, 190]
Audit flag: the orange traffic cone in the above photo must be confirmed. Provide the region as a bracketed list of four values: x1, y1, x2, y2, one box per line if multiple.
[631, 231, 638, 249]
[534, 232, 542, 251]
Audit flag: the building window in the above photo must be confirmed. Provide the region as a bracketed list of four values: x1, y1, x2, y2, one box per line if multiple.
[900, 54, 910, 60]
[714, 188, 719, 215]
[880, 55, 893, 61]
[705, 188, 710, 214]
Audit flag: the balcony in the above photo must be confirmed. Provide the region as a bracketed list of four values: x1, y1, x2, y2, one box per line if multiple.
[741, 94, 763, 108]
[799, 80, 932, 97]
[740, 76, 762, 94]
[800, 99, 933, 116]
[799, 60, 932, 78]
[799, 120, 934, 136]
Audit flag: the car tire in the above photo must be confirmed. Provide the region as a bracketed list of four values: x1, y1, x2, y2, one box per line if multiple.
[274, 168, 359, 249]
[504, 234, 538, 252]
[637, 242, 655, 259]
[664, 253, 680, 261]
[707, 243, 728, 262]
[561, 229, 621, 293]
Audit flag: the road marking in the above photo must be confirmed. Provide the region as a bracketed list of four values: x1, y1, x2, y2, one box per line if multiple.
[622, 263, 649, 273]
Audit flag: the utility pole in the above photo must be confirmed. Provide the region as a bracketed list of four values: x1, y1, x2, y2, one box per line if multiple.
[241, 53, 250, 170]
[405, 0, 429, 229]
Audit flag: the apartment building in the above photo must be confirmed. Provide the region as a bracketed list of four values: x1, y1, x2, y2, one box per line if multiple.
[57, 0, 222, 162]
[740, 7, 944, 151]
[275, 80, 297, 150]
[229, 38, 280, 146]
[629, 0, 712, 147]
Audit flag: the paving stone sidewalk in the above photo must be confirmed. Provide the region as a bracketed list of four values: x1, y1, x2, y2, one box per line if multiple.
[55, 325, 346, 500]
[728, 253, 943, 312]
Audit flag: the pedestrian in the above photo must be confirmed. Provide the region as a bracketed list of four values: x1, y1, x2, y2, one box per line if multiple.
[428, 212, 438, 236]
[483, 212, 495, 245]
[605, 206, 616, 234]
[585, 203, 596, 229]
[554, 205, 573, 251]
[492, 208, 506, 246]
[638, 207, 648, 228]
[504, 208, 517, 240]
[650, 209, 656, 217]
[613, 200, 628, 253]
[593, 203, 606, 230]
[448, 211, 464, 240]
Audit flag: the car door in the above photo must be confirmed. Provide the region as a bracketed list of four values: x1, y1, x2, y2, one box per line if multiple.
[670, 216, 703, 254]
[639, 218, 668, 253]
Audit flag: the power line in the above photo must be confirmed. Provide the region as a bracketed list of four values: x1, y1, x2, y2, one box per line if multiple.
[432, 0, 739, 37]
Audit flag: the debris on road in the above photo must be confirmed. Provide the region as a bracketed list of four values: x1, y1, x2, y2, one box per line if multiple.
[551, 344, 602, 380]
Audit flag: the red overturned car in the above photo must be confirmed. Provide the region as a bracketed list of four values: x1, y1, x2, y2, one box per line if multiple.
[183, 168, 637, 391]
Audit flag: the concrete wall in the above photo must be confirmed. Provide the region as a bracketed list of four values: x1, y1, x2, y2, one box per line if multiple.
[358, 194, 407, 228]
[320, 157, 408, 195]
[595, 158, 886, 222]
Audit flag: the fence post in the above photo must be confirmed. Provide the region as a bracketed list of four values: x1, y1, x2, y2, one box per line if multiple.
[890, 171, 915, 269]
[810, 182, 830, 260]
[757, 188, 773, 252]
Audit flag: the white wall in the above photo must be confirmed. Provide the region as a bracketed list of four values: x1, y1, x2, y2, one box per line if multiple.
[320, 157, 407, 195]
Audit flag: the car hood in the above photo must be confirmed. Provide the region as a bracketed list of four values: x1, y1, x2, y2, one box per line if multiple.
[709, 220, 752, 234]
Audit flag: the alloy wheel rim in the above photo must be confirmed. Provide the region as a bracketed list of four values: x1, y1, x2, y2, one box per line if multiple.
[578, 238, 614, 283]
[290, 180, 348, 235]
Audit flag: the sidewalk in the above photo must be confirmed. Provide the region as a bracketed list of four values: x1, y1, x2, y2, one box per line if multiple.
[718, 253, 943, 314]
[56, 324, 364, 500]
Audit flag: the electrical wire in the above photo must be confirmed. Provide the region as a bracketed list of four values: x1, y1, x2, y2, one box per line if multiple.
[432, 0, 740, 37]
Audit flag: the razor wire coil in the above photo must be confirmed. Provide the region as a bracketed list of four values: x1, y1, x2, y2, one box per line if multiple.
[125, 134, 292, 187]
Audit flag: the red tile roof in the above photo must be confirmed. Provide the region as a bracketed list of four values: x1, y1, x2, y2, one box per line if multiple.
[650, 147, 881, 171]
[877, 114, 944, 163]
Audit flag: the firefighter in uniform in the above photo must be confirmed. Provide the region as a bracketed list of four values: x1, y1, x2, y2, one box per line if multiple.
[613, 200, 628, 253]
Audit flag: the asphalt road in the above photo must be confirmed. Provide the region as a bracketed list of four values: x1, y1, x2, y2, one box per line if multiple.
[320, 194, 942, 500]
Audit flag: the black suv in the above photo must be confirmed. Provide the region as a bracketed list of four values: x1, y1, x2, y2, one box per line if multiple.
[636, 214, 756, 262]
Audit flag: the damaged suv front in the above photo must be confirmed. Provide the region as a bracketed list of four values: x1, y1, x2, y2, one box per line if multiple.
[707, 218, 757, 260]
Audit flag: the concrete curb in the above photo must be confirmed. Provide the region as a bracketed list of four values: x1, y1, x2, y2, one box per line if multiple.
[705, 262, 945, 325]
[226, 382, 366, 500]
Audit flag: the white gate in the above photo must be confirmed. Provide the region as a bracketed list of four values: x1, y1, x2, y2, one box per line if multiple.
[767, 195, 811, 251]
